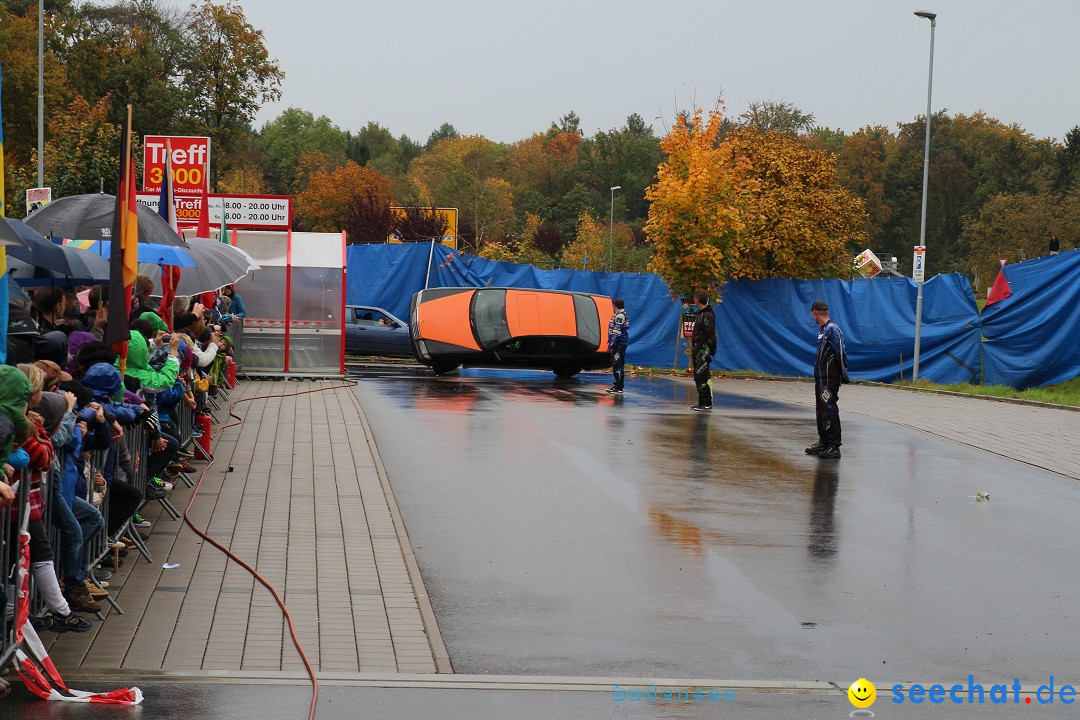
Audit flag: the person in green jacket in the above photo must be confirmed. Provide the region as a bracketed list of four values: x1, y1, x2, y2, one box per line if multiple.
[122, 330, 180, 392]
[140, 311, 168, 335]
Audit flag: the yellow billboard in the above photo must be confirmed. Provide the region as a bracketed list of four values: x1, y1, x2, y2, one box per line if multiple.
[388, 207, 459, 249]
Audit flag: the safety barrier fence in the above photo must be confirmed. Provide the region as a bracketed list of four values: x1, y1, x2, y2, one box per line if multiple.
[0, 470, 31, 671]
[0, 375, 237, 675]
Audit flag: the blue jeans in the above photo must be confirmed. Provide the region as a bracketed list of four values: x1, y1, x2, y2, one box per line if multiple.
[50, 483, 104, 587]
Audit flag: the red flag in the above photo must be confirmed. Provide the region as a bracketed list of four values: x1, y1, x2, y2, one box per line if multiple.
[196, 189, 211, 239]
[985, 268, 1012, 307]
[161, 265, 181, 330]
[105, 106, 139, 372]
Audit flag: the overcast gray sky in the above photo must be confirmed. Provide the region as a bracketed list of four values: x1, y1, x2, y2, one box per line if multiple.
[243, 0, 1079, 142]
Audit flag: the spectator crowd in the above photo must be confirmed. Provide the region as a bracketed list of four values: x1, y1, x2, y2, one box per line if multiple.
[0, 277, 244, 697]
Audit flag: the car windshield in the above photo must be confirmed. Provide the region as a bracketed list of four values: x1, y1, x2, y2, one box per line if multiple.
[472, 290, 510, 349]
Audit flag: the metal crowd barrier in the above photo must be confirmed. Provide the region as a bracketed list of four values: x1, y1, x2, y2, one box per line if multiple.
[0, 367, 237, 662]
[82, 446, 124, 615]
[226, 318, 246, 378]
[0, 470, 31, 672]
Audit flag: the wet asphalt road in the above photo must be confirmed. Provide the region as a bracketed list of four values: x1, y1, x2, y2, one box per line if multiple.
[352, 367, 1080, 684]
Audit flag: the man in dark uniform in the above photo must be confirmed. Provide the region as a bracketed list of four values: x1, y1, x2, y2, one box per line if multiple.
[689, 291, 717, 411]
[806, 300, 848, 459]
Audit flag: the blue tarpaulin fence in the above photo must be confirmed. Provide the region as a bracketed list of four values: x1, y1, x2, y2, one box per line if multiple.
[981, 248, 1080, 389]
[347, 243, 988, 384]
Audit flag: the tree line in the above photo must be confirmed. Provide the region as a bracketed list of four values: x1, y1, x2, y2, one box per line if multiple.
[2, 0, 1077, 288]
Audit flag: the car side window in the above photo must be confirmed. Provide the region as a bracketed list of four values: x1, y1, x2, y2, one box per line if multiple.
[473, 289, 511, 349]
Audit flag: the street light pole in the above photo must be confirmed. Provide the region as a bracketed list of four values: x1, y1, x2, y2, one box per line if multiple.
[606, 185, 621, 271]
[912, 10, 936, 382]
[37, 0, 44, 187]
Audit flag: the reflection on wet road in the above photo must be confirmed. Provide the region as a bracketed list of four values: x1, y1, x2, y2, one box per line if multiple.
[353, 367, 1080, 681]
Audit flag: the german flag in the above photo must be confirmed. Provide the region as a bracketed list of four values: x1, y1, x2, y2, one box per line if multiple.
[0, 59, 8, 365]
[105, 105, 139, 371]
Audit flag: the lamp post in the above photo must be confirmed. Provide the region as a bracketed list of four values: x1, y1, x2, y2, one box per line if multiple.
[37, 0, 44, 187]
[912, 9, 936, 382]
[606, 185, 621, 271]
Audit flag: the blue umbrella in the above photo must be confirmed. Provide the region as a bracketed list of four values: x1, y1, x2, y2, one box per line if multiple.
[66, 239, 197, 267]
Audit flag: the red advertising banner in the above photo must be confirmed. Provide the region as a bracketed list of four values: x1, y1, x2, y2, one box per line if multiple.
[143, 136, 210, 197]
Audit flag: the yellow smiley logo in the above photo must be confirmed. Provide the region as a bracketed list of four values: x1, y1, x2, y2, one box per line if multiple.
[848, 678, 876, 709]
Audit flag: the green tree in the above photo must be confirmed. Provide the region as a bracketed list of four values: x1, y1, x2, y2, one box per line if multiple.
[880, 111, 1054, 274]
[56, 0, 191, 135]
[408, 136, 513, 250]
[962, 191, 1080, 291]
[0, 1, 69, 205]
[1055, 126, 1080, 193]
[739, 100, 815, 134]
[561, 212, 651, 272]
[259, 107, 348, 193]
[425, 122, 459, 150]
[181, 0, 284, 188]
[9, 94, 119, 216]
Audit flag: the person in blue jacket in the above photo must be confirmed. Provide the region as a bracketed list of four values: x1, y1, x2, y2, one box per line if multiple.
[79, 363, 147, 536]
[222, 285, 246, 321]
[606, 299, 629, 394]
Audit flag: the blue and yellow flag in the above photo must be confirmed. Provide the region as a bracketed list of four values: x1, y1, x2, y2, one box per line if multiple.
[0, 59, 9, 364]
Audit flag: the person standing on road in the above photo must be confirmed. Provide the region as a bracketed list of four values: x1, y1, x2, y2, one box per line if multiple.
[689, 291, 717, 411]
[806, 300, 849, 459]
[607, 299, 629, 394]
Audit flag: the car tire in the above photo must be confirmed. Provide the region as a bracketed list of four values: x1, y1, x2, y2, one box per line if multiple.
[552, 365, 582, 379]
[432, 363, 460, 376]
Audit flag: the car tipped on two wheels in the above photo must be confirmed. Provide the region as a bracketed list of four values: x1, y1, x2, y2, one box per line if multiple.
[409, 287, 615, 378]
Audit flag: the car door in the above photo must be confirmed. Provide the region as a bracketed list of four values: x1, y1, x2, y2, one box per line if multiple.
[364, 310, 401, 355]
[350, 308, 383, 355]
[345, 308, 362, 352]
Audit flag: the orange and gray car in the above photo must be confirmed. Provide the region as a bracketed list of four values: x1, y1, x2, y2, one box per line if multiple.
[409, 287, 615, 377]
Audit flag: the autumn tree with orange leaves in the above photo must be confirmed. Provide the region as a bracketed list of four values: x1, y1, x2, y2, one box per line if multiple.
[644, 107, 745, 296]
[294, 161, 393, 240]
[645, 106, 866, 296]
[725, 127, 867, 280]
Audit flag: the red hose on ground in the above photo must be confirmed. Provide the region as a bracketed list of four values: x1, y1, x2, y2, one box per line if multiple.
[181, 382, 357, 720]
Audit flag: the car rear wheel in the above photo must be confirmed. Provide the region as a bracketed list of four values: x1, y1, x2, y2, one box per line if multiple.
[432, 363, 460, 376]
[552, 364, 582, 379]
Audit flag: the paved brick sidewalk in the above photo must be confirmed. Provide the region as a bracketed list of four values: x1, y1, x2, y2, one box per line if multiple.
[713, 378, 1079, 480]
[44, 380, 445, 675]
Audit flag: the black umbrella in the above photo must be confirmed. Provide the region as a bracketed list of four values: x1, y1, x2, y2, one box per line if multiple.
[0, 218, 31, 249]
[25, 193, 189, 247]
[7, 274, 30, 304]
